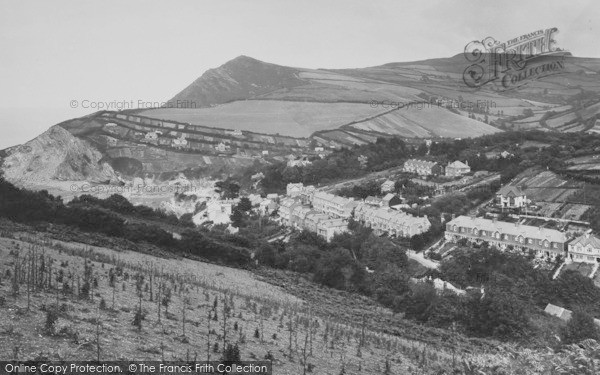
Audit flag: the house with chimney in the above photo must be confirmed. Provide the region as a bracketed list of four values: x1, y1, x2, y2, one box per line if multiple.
[496, 186, 527, 208]
[444, 215, 567, 258]
[445, 160, 471, 177]
[568, 233, 600, 263]
[403, 159, 442, 176]
[354, 204, 430, 237]
[311, 191, 358, 219]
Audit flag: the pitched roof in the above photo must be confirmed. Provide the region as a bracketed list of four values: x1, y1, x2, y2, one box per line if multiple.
[497, 185, 525, 197]
[365, 196, 383, 205]
[447, 215, 567, 243]
[544, 303, 572, 321]
[570, 233, 600, 249]
[382, 193, 396, 201]
[404, 159, 438, 168]
[447, 160, 469, 169]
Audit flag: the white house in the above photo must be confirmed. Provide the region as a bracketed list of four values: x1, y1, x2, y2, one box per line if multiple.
[215, 142, 230, 152]
[445, 160, 470, 177]
[568, 233, 600, 263]
[496, 186, 527, 208]
[316, 218, 348, 242]
[206, 200, 233, 224]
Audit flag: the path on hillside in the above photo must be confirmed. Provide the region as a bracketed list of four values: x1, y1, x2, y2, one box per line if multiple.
[318, 166, 406, 192]
[406, 249, 439, 269]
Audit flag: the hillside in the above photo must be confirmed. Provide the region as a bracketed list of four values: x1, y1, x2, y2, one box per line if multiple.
[0, 223, 565, 374]
[169, 55, 306, 107]
[148, 53, 600, 145]
[4, 54, 600, 190]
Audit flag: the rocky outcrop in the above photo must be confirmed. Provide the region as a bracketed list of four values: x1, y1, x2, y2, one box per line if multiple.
[1, 125, 118, 185]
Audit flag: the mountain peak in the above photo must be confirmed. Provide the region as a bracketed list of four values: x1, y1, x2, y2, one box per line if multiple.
[169, 55, 305, 107]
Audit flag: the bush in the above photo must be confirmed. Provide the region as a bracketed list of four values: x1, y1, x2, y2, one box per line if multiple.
[561, 308, 600, 345]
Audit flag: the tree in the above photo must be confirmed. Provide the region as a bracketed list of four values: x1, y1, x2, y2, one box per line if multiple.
[230, 209, 244, 228]
[255, 243, 276, 267]
[466, 287, 531, 339]
[561, 308, 600, 345]
[237, 197, 252, 212]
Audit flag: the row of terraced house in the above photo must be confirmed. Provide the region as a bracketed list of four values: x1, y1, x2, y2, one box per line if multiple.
[280, 183, 431, 241]
[445, 215, 600, 264]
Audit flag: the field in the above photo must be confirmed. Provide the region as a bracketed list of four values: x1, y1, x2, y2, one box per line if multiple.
[511, 169, 580, 203]
[566, 154, 600, 171]
[0, 222, 524, 374]
[349, 106, 501, 138]
[140, 101, 386, 138]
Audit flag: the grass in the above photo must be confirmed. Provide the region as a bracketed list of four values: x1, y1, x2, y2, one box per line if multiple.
[0, 217, 542, 374]
[140, 101, 386, 138]
[350, 106, 501, 139]
[562, 262, 595, 277]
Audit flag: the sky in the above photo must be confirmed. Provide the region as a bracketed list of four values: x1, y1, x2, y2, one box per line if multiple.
[0, 0, 599, 149]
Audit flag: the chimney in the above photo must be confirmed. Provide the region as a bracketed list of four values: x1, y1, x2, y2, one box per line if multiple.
[492, 217, 497, 223]
[451, 213, 456, 220]
[586, 233, 590, 239]
[515, 221, 520, 227]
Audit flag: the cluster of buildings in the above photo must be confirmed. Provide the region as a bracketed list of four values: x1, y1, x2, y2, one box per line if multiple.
[279, 183, 431, 241]
[445, 215, 600, 264]
[279, 196, 349, 241]
[402, 159, 471, 177]
[355, 203, 430, 237]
